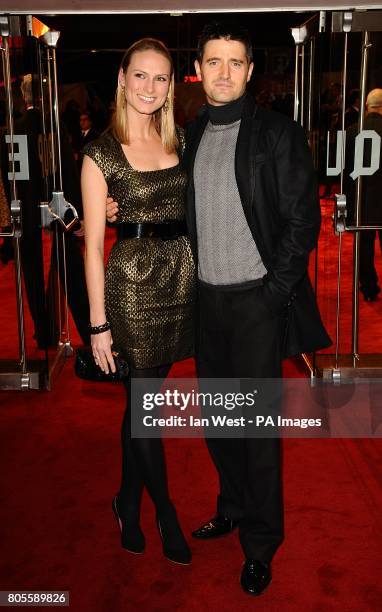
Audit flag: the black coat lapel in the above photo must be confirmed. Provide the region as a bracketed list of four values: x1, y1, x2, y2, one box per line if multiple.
[235, 95, 261, 229]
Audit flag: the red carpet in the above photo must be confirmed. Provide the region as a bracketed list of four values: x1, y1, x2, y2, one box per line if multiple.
[1, 364, 382, 611]
[1, 203, 382, 611]
[313, 196, 382, 355]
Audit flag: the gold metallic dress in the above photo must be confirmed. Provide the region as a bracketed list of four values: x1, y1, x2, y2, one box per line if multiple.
[84, 130, 195, 369]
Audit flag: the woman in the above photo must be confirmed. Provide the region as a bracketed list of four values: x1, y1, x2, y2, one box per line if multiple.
[81, 38, 195, 565]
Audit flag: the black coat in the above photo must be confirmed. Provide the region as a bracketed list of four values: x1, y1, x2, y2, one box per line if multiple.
[79, 127, 100, 150]
[183, 94, 331, 358]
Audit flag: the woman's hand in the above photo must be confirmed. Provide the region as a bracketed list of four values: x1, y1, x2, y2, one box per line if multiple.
[91, 329, 116, 374]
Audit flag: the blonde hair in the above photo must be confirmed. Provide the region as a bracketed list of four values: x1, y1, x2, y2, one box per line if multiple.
[112, 38, 178, 154]
[21, 73, 33, 106]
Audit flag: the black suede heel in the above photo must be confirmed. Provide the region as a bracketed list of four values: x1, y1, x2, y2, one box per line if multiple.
[156, 505, 191, 565]
[112, 495, 145, 554]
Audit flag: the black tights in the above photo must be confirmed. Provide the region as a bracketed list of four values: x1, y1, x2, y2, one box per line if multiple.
[118, 363, 172, 520]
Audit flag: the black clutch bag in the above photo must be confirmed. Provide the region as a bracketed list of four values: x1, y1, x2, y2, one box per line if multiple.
[74, 347, 129, 382]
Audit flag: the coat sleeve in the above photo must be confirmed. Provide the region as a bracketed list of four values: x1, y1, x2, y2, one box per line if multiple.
[262, 122, 321, 314]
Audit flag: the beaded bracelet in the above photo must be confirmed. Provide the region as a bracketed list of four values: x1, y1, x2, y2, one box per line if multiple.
[89, 321, 111, 335]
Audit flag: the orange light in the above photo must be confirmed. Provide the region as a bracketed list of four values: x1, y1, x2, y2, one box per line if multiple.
[31, 16, 50, 38]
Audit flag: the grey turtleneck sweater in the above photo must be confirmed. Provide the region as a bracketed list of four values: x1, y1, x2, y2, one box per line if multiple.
[194, 118, 267, 285]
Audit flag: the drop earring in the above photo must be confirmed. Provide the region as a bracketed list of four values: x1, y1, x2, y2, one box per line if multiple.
[120, 83, 126, 106]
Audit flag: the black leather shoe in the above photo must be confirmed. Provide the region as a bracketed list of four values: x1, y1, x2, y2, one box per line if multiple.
[191, 515, 238, 539]
[112, 495, 145, 554]
[364, 294, 378, 302]
[363, 286, 381, 302]
[156, 504, 192, 565]
[240, 559, 272, 596]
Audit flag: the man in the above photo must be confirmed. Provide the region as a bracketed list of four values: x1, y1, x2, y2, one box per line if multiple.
[184, 21, 330, 596]
[107, 22, 330, 596]
[77, 111, 99, 168]
[345, 88, 382, 301]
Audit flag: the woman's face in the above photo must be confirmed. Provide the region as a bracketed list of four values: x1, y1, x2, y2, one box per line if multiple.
[119, 49, 171, 117]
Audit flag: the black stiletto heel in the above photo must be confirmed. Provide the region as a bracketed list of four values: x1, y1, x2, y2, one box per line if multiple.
[112, 495, 145, 554]
[156, 504, 191, 565]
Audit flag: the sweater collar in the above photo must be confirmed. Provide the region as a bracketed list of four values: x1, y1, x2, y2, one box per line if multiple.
[206, 92, 247, 125]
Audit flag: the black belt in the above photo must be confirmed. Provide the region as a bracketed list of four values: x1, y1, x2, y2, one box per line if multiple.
[116, 220, 187, 241]
[198, 278, 264, 291]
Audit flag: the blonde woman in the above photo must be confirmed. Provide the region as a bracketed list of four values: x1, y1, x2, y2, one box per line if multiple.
[81, 39, 195, 564]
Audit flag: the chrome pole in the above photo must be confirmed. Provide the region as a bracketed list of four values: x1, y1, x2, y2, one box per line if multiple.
[340, 32, 348, 194]
[37, 43, 49, 202]
[3, 35, 27, 377]
[294, 45, 300, 122]
[44, 47, 62, 338]
[41, 31, 71, 348]
[307, 35, 318, 375]
[300, 44, 305, 127]
[51, 47, 63, 191]
[307, 37, 315, 137]
[51, 45, 70, 343]
[352, 30, 370, 364]
[334, 31, 349, 370]
[45, 49, 56, 190]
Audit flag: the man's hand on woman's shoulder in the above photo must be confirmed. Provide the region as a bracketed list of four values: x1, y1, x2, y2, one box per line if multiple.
[106, 196, 119, 224]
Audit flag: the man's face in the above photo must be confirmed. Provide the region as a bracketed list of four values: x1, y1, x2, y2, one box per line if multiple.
[195, 38, 253, 106]
[80, 114, 91, 131]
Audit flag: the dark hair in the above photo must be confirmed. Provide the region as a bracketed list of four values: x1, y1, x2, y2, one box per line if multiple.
[197, 21, 253, 63]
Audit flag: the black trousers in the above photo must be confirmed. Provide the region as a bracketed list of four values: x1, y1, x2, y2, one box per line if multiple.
[20, 227, 47, 346]
[196, 279, 284, 563]
[360, 230, 382, 298]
